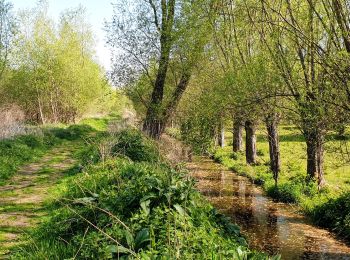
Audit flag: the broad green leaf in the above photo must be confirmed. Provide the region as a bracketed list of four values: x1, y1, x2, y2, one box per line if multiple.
[174, 204, 186, 216]
[134, 228, 150, 250]
[140, 200, 151, 216]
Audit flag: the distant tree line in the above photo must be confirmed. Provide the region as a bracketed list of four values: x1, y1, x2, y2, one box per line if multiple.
[0, 1, 116, 125]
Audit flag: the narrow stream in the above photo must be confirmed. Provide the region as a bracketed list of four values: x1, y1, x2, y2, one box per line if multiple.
[187, 157, 350, 259]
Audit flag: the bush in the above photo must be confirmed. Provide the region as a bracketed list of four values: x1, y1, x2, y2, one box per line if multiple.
[51, 124, 95, 141]
[112, 129, 159, 163]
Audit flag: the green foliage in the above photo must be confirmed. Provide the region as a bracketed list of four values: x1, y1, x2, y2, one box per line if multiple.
[112, 129, 160, 163]
[180, 116, 216, 154]
[51, 124, 95, 141]
[1, 2, 115, 124]
[12, 129, 269, 259]
[165, 127, 181, 140]
[80, 118, 111, 132]
[312, 193, 350, 239]
[74, 128, 160, 167]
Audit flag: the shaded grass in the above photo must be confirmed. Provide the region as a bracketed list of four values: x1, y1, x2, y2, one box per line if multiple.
[0, 203, 42, 214]
[0, 135, 60, 184]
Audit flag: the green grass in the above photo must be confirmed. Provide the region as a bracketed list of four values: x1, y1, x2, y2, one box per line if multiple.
[0, 134, 61, 184]
[212, 124, 350, 239]
[11, 128, 274, 259]
[0, 117, 114, 185]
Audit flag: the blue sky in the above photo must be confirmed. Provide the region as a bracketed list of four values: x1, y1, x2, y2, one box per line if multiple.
[11, 0, 115, 70]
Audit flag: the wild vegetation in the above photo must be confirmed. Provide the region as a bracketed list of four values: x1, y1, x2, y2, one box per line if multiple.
[11, 127, 273, 259]
[0, 1, 118, 128]
[0, 0, 350, 258]
[107, 0, 350, 242]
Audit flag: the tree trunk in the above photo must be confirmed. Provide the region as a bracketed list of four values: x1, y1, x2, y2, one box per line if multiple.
[233, 119, 244, 152]
[143, 117, 164, 139]
[245, 120, 257, 165]
[266, 114, 281, 185]
[218, 123, 225, 148]
[143, 0, 176, 139]
[37, 97, 45, 125]
[305, 130, 326, 188]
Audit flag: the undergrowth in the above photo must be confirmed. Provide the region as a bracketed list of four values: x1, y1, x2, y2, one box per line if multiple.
[12, 128, 273, 259]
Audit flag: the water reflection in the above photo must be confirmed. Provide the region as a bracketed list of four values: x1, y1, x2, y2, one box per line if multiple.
[188, 157, 350, 260]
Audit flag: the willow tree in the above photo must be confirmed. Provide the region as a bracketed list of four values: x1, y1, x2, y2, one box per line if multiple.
[247, 0, 350, 187]
[107, 0, 211, 139]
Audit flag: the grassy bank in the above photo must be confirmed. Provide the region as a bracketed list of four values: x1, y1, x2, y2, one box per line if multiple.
[11, 128, 273, 259]
[212, 125, 350, 240]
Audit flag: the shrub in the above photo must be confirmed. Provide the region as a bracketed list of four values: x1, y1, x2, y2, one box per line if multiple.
[112, 129, 159, 163]
[51, 124, 95, 141]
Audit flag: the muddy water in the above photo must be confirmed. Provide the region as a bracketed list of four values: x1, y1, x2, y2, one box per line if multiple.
[186, 157, 350, 260]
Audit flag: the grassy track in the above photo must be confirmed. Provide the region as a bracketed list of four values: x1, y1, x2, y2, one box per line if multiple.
[0, 117, 112, 257]
[0, 141, 81, 256]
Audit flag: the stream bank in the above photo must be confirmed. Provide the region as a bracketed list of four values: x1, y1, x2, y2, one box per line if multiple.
[160, 135, 350, 259]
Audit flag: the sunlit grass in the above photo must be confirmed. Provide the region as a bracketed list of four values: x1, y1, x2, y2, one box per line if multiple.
[222, 125, 350, 193]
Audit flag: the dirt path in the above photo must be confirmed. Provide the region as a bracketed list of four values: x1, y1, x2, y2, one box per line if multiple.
[0, 141, 80, 256]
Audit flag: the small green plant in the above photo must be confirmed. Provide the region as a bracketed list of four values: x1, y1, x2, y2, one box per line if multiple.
[312, 192, 350, 239]
[112, 129, 160, 162]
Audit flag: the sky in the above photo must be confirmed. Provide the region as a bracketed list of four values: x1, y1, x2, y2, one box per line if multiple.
[11, 0, 115, 70]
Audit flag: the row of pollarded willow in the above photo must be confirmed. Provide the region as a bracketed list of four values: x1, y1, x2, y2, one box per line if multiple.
[107, 0, 350, 189]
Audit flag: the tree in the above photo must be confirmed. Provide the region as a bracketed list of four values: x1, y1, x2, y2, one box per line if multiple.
[251, 0, 344, 187]
[4, 2, 109, 124]
[0, 0, 15, 79]
[107, 0, 211, 139]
